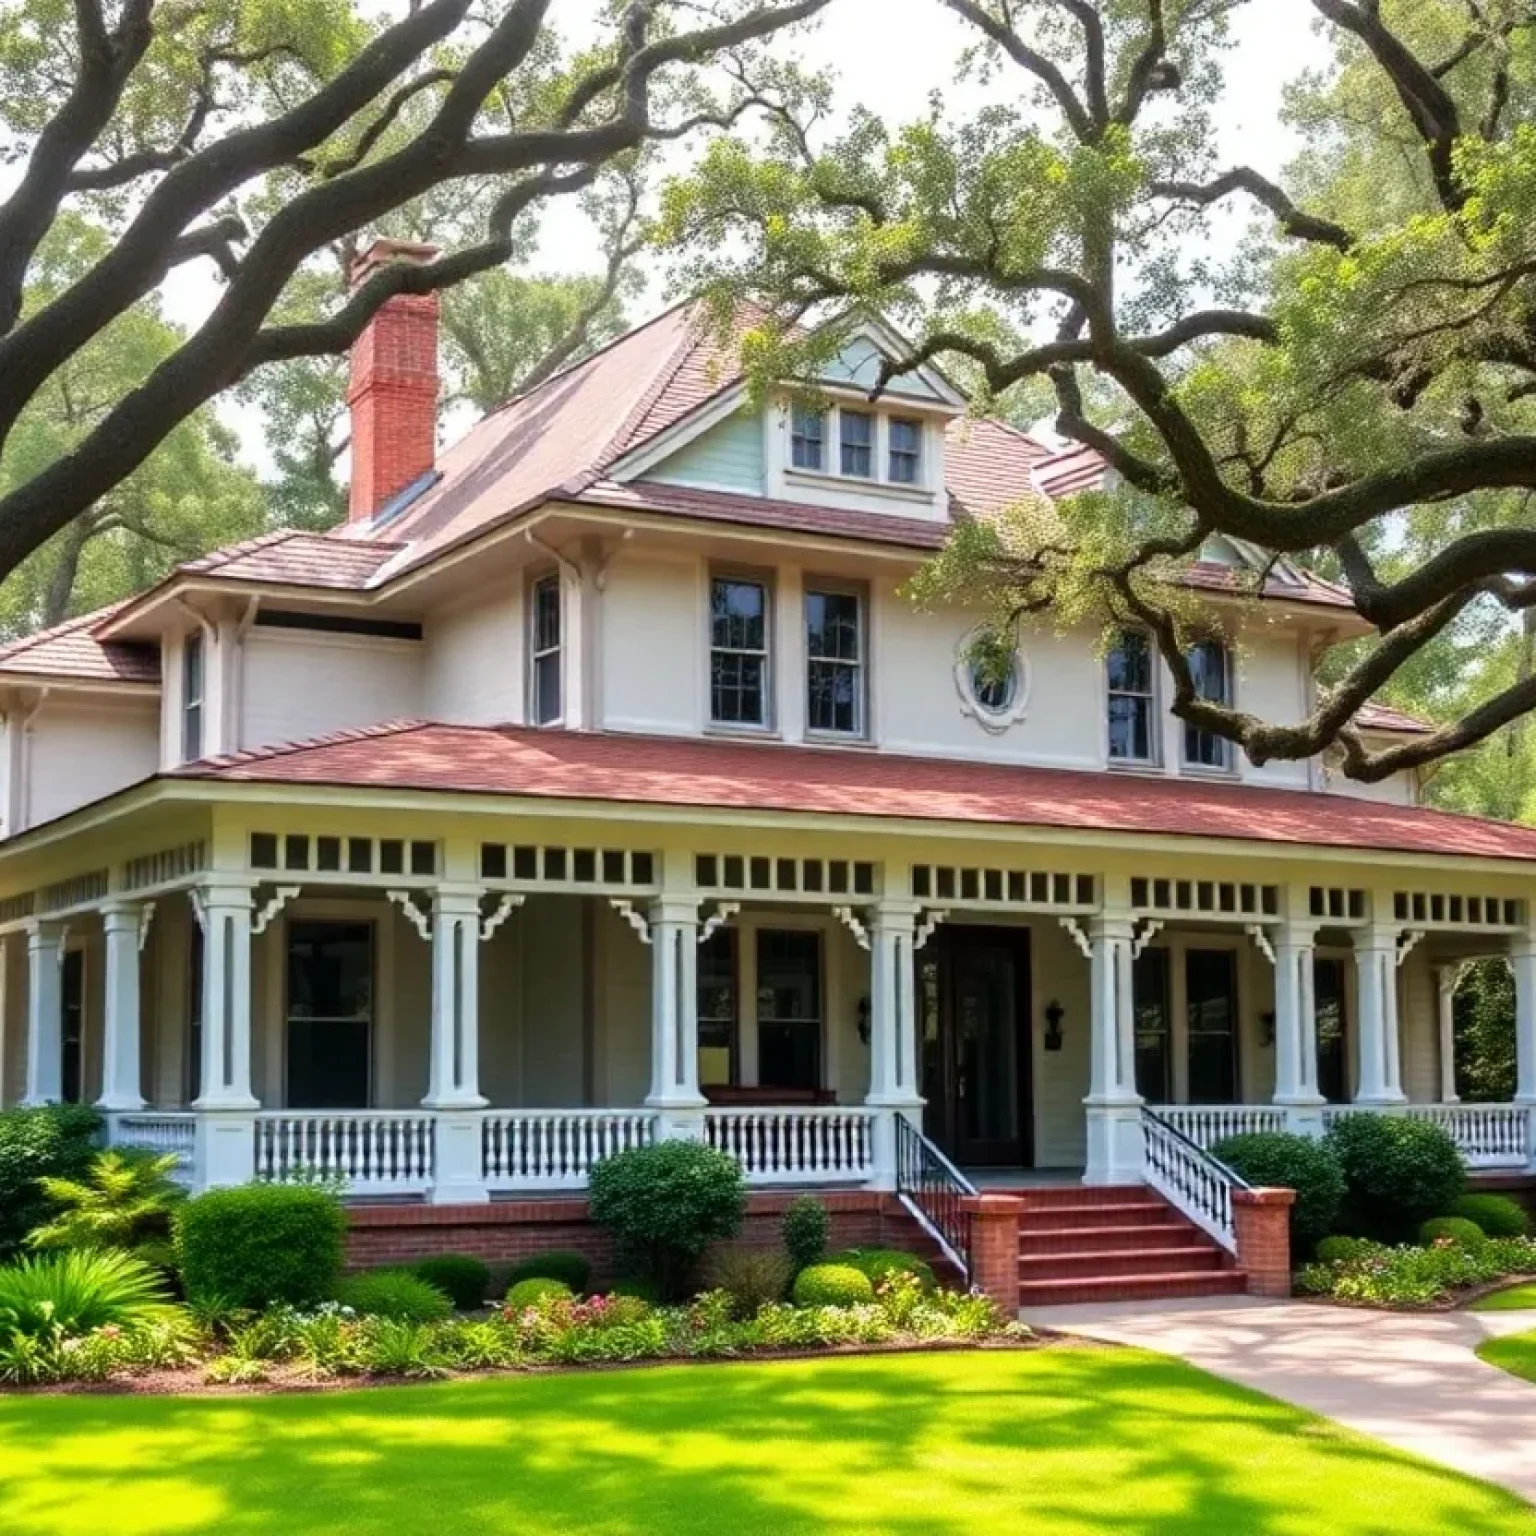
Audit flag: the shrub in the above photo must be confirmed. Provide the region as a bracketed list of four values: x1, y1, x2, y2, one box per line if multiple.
[1208, 1131, 1346, 1253]
[608, 1277, 660, 1305]
[588, 1141, 746, 1300]
[410, 1254, 490, 1310]
[782, 1195, 830, 1272]
[827, 1248, 938, 1293]
[1325, 1115, 1467, 1242]
[0, 1104, 101, 1259]
[0, 1249, 174, 1337]
[26, 1149, 184, 1263]
[700, 1245, 793, 1317]
[1420, 1216, 1487, 1248]
[1314, 1235, 1379, 1266]
[791, 1263, 875, 1308]
[337, 1268, 453, 1323]
[505, 1250, 591, 1295]
[175, 1183, 346, 1310]
[1449, 1193, 1531, 1239]
[506, 1277, 573, 1311]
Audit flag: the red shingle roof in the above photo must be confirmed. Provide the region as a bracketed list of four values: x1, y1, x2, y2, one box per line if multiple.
[0, 604, 158, 685]
[1355, 701, 1433, 736]
[178, 721, 1536, 863]
[179, 530, 403, 588]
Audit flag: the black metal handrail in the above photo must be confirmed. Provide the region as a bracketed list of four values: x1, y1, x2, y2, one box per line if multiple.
[894, 1116, 976, 1283]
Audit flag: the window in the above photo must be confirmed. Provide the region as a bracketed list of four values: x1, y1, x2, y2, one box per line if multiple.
[181, 632, 204, 762]
[805, 588, 864, 735]
[530, 575, 562, 726]
[698, 929, 738, 1087]
[1107, 629, 1156, 763]
[1184, 638, 1233, 770]
[710, 576, 770, 727]
[1132, 948, 1172, 1102]
[286, 921, 373, 1109]
[757, 930, 822, 1091]
[60, 950, 84, 1104]
[1186, 949, 1239, 1104]
[791, 405, 825, 471]
[839, 410, 874, 477]
[888, 418, 922, 484]
[1315, 957, 1349, 1104]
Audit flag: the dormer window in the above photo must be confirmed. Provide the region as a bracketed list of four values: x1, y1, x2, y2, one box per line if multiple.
[839, 411, 874, 478]
[530, 574, 562, 726]
[182, 632, 204, 762]
[791, 405, 825, 471]
[889, 418, 922, 485]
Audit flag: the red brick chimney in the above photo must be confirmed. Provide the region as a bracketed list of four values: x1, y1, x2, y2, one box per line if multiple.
[346, 239, 441, 525]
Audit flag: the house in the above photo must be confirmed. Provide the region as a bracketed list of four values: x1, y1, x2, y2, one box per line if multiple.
[1, 239, 1533, 1299]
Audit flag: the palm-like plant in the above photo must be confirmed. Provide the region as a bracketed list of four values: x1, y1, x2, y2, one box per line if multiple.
[0, 1250, 175, 1337]
[27, 1149, 183, 1258]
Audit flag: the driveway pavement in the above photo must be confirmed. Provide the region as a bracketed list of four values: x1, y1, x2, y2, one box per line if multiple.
[1019, 1295, 1536, 1505]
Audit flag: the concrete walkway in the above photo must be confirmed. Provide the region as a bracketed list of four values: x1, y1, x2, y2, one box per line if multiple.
[1020, 1295, 1536, 1504]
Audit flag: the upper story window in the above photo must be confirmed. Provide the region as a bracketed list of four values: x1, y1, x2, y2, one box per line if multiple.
[710, 575, 771, 728]
[791, 405, 825, 471]
[1107, 628, 1156, 765]
[805, 587, 865, 736]
[839, 411, 874, 478]
[181, 632, 204, 761]
[1184, 638, 1233, 771]
[530, 574, 562, 726]
[888, 418, 922, 485]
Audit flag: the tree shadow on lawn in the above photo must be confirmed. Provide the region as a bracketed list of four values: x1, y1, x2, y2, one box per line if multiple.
[0, 1349, 1529, 1536]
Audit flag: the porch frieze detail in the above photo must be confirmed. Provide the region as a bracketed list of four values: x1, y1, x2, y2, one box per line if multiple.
[479, 892, 524, 942]
[387, 888, 434, 942]
[251, 886, 301, 937]
[698, 901, 739, 945]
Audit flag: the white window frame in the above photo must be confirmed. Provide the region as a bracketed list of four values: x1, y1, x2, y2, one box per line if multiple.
[888, 416, 923, 486]
[1182, 637, 1235, 773]
[1106, 627, 1159, 767]
[528, 572, 563, 727]
[838, 409, 875, 479]
[803, 582, 867, 739]
[790, 404, 826, 472]
[708, 571, 774, 731]
[181, 631, 204, 762]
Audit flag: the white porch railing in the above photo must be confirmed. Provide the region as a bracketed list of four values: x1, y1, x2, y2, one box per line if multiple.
[704, 1107, 876, 1184]
[1141, 1108, 1247, 1253]
[107, 1112, 197, 1184]
[1144, 1105, 1286, 1152]
[482, 1109, 657, 1191]
[254, 1111, 435, 1195]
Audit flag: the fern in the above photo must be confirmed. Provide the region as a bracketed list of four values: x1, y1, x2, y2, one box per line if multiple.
[0, 1249, 176, 1338]
[27, 1150, 183, 1256]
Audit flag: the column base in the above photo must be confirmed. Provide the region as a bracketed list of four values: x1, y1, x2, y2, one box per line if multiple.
[649, 1105, 707, 1142]
[194, 1108, 257, 1190]
[95, 1094, 148, 1114]
[862, 1101, 923, 1192]
[1083, 1099, 1144, 1186]
[1351, 1094, 1408, 1110]
[1273, 1097, 1327, 1138]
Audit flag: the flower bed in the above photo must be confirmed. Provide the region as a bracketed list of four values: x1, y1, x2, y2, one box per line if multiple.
[1295, 1235, 1536, 1309]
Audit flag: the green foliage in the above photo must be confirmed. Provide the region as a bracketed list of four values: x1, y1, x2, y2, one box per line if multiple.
[781, 1195, 830, 1272]
[1314, 1235, 1378, 1266]
[506, 1278, 573, 1311]
[700, 1245, 793, 1318]
[608, 1277, 661, 1305]
[410, 1254, 491, 1310]
[1324, 1115, 1467, 1243]
[336, 1269, 453, 1324]
[0, 1103, 101, 1259]
[827, 1248, 938, 1293]
[791, 1263, 875, 1309]
[174, 1183, 346, 1310]
[588, 1142, 747, 1300]
[1296, 1235, 1536, 1307]
[1419, 1217, 1486, 1248]
[1449, 1193, 1532, 1239]
[0, 1248, 175, 1338]
[1209, 1132, 1347, 1253]
[1453, 961, 1518, 1104]
[505, 1250, 591, 1295]
[26, 1148, 184, 1262]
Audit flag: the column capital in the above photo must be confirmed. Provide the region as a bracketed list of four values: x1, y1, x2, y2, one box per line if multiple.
[99, 897, 143, 926]
[23, 917, 63, 948]
[198, 876, 258, 908]
[646, 894, 701, 927]
[1350, 920, 1401, 953]
[1087, 913, 1136, 942]
[1268, 917, 1321, 948]
[430, 882, 486, 915]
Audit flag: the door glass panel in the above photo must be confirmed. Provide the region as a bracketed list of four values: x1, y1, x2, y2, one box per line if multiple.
[61, 950, 84, 1104]
[697, 929, 737, 1087]
[1133, 948, 1172, 1101]
[1187, 949, 1238, 1104]
[286, 922, 372, 1109]
[919, 951, 942, 1135]
[954, 944, 1019, 1146]
[756, 930, 821, 1091]
[1315, 957, 1349, 1103]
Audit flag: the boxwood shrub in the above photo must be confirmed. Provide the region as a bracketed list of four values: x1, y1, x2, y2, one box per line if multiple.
[1419, 1216, 1487, 1248]
[0, 1104, 101, 1260]
[826, 1248, 938, 1293]
[174, 1183, 346, 1309]
[506, 1277, 572, 1310]
[792, 1263, 874, 1308]
[781, 1195, 830, 1272]
[337, 1268, 453, 1322]
[411, 1254, 491, 1310]
[1448, 1192, 1531, 1239]
[1208, 1131, 1345, 1254]
[506, 1250, 591, 1295]
[1324, 1114, 1466, 1243]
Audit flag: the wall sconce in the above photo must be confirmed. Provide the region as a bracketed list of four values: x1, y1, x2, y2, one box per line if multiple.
[1261, 1011, 1276, 1048]
[1043, 999, 1065, 1052]
[856, 995, 871, 1046]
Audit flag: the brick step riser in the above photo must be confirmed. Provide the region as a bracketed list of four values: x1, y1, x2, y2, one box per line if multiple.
[1011, 1187, 1158, 1209]
[1019, 1207, 1178, 1232]
[1018, 1272, 1248, 1306]
[1021, 1226, 1203, 1254]
[1020, 1249, 1229, 1280]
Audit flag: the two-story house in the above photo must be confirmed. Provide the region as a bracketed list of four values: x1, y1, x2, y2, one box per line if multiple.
[3, 240, 1535, 1299]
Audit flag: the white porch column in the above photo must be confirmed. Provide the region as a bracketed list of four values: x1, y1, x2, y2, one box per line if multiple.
[864, 900, 922, 1190]
[96, 900, 146, 1112]
[1352, 922, 1406, 1106]
[22, 919, 63, 1104]
[1083, 913, 1142, 1185]
[424, 885, 489, 1205]
[646, 896, 706, 1140]
[1271, 920, 1325, 1136]
[1511, 933, 1536, 1110]
[1435, 965, 1462, 1106]
[192, 881, 257, 1188]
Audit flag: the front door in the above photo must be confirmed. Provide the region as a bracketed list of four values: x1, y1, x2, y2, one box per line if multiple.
[920, 926, 1032, 1167]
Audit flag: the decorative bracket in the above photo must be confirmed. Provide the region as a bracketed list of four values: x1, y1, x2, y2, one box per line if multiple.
[1244, 923, 1277, 967]
[1132, 918, 1164, 960]
[832, 905, 870, 952]
[611, 899, 651, 945]
[698, 901, 739, 945]
[480, 893, 525, 942]
[55, 925, 71, 968]
[1059, 916, 1093, 961]
[914, 908, 949, 951]
[137, 901, 156, 954]
[251, 885, 301, 937]
[188, 887, 206, 935]
[1397, 928, 1426, 967]
[386, 889, 433, 943]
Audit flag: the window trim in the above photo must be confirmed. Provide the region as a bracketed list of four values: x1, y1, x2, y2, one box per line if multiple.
[1105, 626, 1160, 768]
[888, 416, 924, 486]
[838, 408, 875, 479]
[1181, 635, 1237, 775]
[528, 571, 564, 728]
[803, 580, 867, 740]
[697, 927, 740, 1088]
[755, 926, 824, 1093]
[181, 631, 205, 763]
[707, 569, 775, 733]
[790, 403, 826, 472]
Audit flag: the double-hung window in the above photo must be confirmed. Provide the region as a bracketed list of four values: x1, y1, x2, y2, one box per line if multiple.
[530, 574, 562, 726]
[697, 929, 738, 1087]
[1183, 638, 1233, 770]
[840, 411, 874, 478]
[805, 587, 864, 736]
[181, 632, 204, 762]
[1106, 629, 1156, 764]
[888, 418, 922, 484]
[791, 405, 826, 471]
[710, 575, 771, 728]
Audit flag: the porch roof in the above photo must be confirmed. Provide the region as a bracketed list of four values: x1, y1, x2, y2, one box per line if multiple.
[176, 720, 1536, 864]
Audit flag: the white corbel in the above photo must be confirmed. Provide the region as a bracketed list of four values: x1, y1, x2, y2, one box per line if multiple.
[480, 892, 525, 942]
[1244, 924, 1277, 967]
[832, 905, 870, 952]
[387, 889, 433, 943]
[1059, 916, 1092, 961]
[698, 901, 739, 945]
[251, 885, 301, 937]
[137, 901, 156, 953]
[188, 887, 207, 934]
[914, 908, 949, 950]
[1397, 928, 1426, 967]
[611, 899, 651, 945]
[55, 924, 70, 967]
[1132, 918, 1164, 960]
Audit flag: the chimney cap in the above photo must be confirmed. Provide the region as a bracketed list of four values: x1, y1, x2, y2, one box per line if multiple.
[349, 238, 441, 289]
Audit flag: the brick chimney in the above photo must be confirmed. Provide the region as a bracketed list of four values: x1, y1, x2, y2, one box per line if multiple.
[346, 239, 441, 525]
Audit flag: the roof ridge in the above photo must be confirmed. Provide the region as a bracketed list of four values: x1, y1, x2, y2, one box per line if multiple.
[184, 717, 433, 772]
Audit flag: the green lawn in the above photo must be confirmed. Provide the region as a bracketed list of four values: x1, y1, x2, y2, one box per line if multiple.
[1479, 1329, 1536, 1385]
[1, 1350, 1530, 1535]
[1473, 1283, 1536, 1312]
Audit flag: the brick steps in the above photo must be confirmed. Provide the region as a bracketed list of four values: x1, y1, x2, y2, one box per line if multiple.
[1018, 1269, 1248, 1306]
[1019, 1245, 1227, 1280]
[1022, 1223, 1196, 1254]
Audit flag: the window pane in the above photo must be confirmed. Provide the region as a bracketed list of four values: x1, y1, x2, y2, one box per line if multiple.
[183, 634, 203, 701]
[1315, 957, 1348, 1104]
[889, 418, 922, 483]
[1186, 949, 1238, 1104]
[533, 653, 562, 725]
[533, 578, 560, 652]
[1183, 639, 1231, 769]
[840, 411, 873, 477]
[286, 922, 373, 1111]
[791, 406, 825, 471]
[1106, 630, 1151, 693]
[805, 591, 860, 661]
[757, 930, 821, 1091]
[1133, 948, 1171, 1102]
[711, 652, 765, 725]
[1107, 695, 1151, 761]
[61, 951, 83, 1104]
[698, 930, 737, 1087]
[711, 578, 766, 651]
[808, 659, 860, 733]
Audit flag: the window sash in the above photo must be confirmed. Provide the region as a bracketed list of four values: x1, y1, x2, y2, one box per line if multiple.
[181, 633, 204, 761]
[888, 418, 922, 484]
[805, 589, 864, 735]
[710, 577, 771, 727]
[840, 411, 874, 477]
[698, 929, 738, 1087]
[530, 576, 562, 725]
[1186, 949, 1239, 1104]
[1107, 630, 1156, 762]
[1183, 638, 1232, 769]
[757, 929, 822, 1091]
[1132, 948, 1172, 1102]
[791, 406, 825, 471]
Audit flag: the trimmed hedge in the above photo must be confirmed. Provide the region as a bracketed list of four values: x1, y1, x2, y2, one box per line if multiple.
[792, 1263, 874, 1308]
[0, 1104, 101, 1260]
[1449, 1193, 1531, 1239]
[1325, 1115, 1466, 1243]
[1420, 1216, 1487, 1248]
[1314, 1234, 1378, 1266]
[827, 1248, 937, 1293]
[337, 1268, 454, 1323]
[1208, 1131, 1345, 1254]
[174, 1183, 346, 1310]
[506, 1251, 591, 1295]
[782, 1195, 830, 1272]
[506, 1277, 572, 1310]
[411, 1254, 491, 1310]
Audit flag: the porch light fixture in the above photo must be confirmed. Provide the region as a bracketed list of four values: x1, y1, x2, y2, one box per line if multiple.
[1043, 999, 1065, 1052]
[856, 995, 871, 1046]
